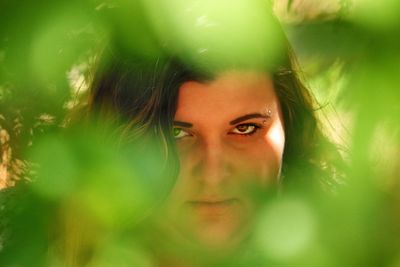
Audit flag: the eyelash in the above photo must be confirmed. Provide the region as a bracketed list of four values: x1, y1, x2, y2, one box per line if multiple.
[173, 123, 263, 139]
[229, 123, 262, 136]
[173, 128, 191, 139]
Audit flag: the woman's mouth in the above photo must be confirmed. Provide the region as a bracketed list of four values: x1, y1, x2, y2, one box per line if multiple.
[186, 198, 239, 219]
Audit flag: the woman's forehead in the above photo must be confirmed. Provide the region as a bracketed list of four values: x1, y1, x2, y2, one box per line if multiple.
[175, 71, 279, 121]
[178, 71, 276, 103]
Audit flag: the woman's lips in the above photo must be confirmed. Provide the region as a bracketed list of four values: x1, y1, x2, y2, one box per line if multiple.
[188, 198, 237, 206]
[186, 198, 239, 219]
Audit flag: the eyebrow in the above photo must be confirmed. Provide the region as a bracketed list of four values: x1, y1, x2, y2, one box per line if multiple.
[173, 113, 270, 128]
[173, 121, 193, 128]
[229, 113, 269, 125]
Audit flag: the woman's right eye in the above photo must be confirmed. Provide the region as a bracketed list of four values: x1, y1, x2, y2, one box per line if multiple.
[173, 128, 191, 139]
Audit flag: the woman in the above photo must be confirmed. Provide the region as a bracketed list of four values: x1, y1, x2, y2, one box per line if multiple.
[0, 0, 349, 265]
[0, 2, 342, 266]
[84, 28, 343, 266]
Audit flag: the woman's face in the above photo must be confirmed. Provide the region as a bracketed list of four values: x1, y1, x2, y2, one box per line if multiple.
[161, 71, 285, 251]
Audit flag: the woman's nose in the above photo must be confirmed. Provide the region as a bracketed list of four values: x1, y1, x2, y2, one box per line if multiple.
[193, 139, 230, 186]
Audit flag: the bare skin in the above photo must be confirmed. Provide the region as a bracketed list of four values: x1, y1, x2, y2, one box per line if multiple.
[156, 71, 285, 265]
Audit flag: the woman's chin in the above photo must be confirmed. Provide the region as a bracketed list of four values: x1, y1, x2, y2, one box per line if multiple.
[178, 201, 250, 253]
[187, 221, 242, 252]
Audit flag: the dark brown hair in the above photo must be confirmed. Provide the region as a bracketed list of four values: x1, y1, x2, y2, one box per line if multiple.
[85, 42, 343, 192]
[272, 47, 344, 190]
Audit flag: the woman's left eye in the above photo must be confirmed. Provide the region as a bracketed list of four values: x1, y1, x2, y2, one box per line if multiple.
[173, 128, 191, 139]
[230, 124, 261, 136]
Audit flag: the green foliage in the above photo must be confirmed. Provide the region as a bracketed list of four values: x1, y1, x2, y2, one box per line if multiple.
[1, 0, 400, 266]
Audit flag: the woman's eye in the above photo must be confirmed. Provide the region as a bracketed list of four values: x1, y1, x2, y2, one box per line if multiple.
[231, 124, 260, 135]
[173, 128, 190, 139]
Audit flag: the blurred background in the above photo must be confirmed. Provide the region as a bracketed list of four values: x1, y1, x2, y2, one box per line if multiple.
[1, 0, 400, 266]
